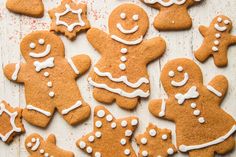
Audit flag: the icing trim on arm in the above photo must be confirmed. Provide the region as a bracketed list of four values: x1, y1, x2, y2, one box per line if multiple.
[88, 77, 149, 98]
[111, 35, 143, 45]
[116, 23, 139, 34]
[94, 67, 149, 88]
[12, 63, 21, 81]
[26, 105, 52, 117]
[67, 58, 80, 74]
[171, 73, 189, 87]
[29, 44, 51, 58]
[144, 0, 186, 6]
[62, 100, 82, 115]
[207, 85, 222, 97]
[159, 98, 166, 117]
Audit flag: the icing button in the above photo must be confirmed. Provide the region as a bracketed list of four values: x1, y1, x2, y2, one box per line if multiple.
[44, 72, 50, 77]
[120, 48, 128, 54]
[142, 150, 148, 157]
[124, 149, 130, 155]
[198, 117, 205, 124]
[120, 56, 127, 62]
[119, 63, 126, 71]
[49, 91, 55, 98]
[149, 129, 157, 137]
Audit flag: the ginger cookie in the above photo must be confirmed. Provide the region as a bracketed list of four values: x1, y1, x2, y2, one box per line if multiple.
[6, 0, 44, 18]
[140, 0, 203, 30]
[87, 3, 166, 110]
[49, 0, 90, 40]
[0, 100, 25, 144]
[136, 123, 177, 157]
[25, 133, 74, 157]
[194, 15, 236, 67]
[4, 31, 91, 128]
[76, 105, 139, 157]
[149, 58, 236, 157]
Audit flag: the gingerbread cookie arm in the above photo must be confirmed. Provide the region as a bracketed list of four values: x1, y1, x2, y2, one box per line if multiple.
[199, 25, 208, 37]
[229, 35, 236, 45]
[206, 75, 228, 101]
[87, 28, 111, 55]
[46, 134, 56, 144]
[4, 63, 26, 83]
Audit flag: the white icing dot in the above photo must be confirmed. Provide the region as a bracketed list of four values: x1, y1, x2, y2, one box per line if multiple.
[119, 63, 126, 70]
[44, 72, 49, 77]
[212, 46, 219, 52]
[149, 129, 157, 137]
[40, 149, 45, 154]
[217, 17, 222, 23]
[47, 82, 53, 87]
[191, 103, 197, 109]
[120, 13, 126, 19]
[95, 152, 101, 157]
[215, 33, 221, 38]
[95, 131, 102, 138]
[27, 142, 32, 148]
[95, 121, 102, 128]
[141, 138, 147, 145]
[106, 114, 113, 122]
[79, 141, 86, 149]
[29, 42, 36, 49]
[120, 48, 128, 54]
[168, 71, 175, 77]
[177, 66, 183, 72]
[214, 40, 220, 46]
[111, 122, 117, 129]
[120, 138, 127, 145]
[97, 110, 105, 118]
[167, 148, 174, 155]
[142, 150, 148, 157]
[44, 153, 49, 157]
[198, 117, 205, 123]
[49, 91, 55, 97]
[224, 20, 230, 25]
[38, 39, 45, 45]
[88, 136, 95, 142]
[193, 110, 201, 116]
[86, 146, 93, 154]
[162, 134, 168, 140]
[124, 149, 130, 155]
[121, 120, 128, 127]
[125, 130, 133, 137]
[31, 138, 36, 142]
[132, 14, 139, 21]
[120, 56, 127, 62]
[131, 119, 138, 126]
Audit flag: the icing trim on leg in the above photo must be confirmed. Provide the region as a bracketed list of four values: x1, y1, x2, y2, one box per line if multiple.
[26, 105, 51, 117]
[62, 100, 82, 115]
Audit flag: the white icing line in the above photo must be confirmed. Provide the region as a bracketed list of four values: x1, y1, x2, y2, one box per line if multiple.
[111, 35, 143, 45]
[29, 44, 51, 58]
[67, 58, 80, 74]
[214, 24, 227, 32]
[34, 57, 54, 72]
[26, 105, 51, 117]
[11, 63, 20, 81]
[179, 125, 236, 152]
[88, 77, 149, 98]
[159, 98, 166, 117]
[94, 67, 149, 88]
[31, 138, 40, 151]
[62, 100, 82, 115]
[144, 0, 186, 6]
[207, 85, 222, 97]
[171, 72, 189, 87]
[116, 23, 139, 34]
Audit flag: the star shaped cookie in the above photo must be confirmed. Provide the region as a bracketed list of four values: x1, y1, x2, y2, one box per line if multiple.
[76, 105, 138, 157]
[49, 0, 90, 40]
[136, 123, 177, 157]
[0, 100, 25, 144]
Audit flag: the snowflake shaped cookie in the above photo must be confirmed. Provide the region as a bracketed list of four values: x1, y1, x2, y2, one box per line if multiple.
[76, 105, 138, 157]
[49, 0, 90, 40]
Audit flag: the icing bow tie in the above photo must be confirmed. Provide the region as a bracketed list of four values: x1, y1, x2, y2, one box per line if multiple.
[34, 57, 55, 72]
[175, 86, 199, 104]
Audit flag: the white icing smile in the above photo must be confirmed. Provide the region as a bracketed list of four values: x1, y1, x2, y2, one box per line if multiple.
[29, 44, 51, 58]
[214, 24, 227, 32]
[111, 35, 143, 45]
[171, 72, 189, 87]
[31, 138, 40, 151]
[116, 23, 139, 34]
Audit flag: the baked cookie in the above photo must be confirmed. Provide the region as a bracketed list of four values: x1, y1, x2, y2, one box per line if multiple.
[87, 3, 166, 110]
[0, 100, 25, 144]
[194, 15, 236, 67]
[25, 133, 74, 157]
[6, 0, 44, 18]
[140, 0, 203, 30]
[149, 58, 236, 157]
[76, 105, 139, 157]
[49, 0, 90, 40]
[4, 31, 91, 128]
[136, 123, 177, 157]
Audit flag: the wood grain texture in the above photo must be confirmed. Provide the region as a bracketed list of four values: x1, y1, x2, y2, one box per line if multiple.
[0, 0, 235, 156]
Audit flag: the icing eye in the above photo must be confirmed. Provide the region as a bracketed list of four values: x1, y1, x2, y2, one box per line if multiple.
[38, 39, 45, 45]
[224, 20, 230, 25]
[132, 14, 139, 21]
[168, 71, 175, 77]
[177, 66, 183, 72]
[29, 42, 36, 49]
[31, 138, 36, 142]
[120, 13, 126, 20]
[217, 17, 222, 23]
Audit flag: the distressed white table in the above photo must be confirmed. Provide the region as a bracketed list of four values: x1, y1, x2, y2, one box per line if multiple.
[0, 0, 235, 156]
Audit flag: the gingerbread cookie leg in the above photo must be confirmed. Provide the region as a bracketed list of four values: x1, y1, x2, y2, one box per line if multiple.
[116, 95, 139, 110]
[93, 88, 115, 104]
[213, 51, 228, 67]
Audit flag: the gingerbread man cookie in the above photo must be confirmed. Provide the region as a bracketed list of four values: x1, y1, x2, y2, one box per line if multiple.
[49, 0, 90, 40]
[25, 133, 74, 157]
[140, 0, 203, 30]
[76, 105, 139, 157]
[0, 100, 25, 144]
[4, 31, 91, 128]
[194, 15, 236, 67]
[6, 0, 44, 18]
[87, 3, 166, 110]
[136, 123, 177, 157]
[149, 58, 236, 157]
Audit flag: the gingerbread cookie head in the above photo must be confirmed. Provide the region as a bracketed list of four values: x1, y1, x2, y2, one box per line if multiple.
[20, 31, 65, 63]
[25, 134, 44, 154]
[108, 3, 149, 41]
[160, 58, 203, 95]
[210, 15, 232, 33]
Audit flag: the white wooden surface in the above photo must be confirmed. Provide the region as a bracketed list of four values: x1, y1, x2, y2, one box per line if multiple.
[0, 0, 236, 156]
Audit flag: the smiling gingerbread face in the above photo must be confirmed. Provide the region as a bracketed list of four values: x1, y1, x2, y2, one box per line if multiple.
[108, 4, 149, 41]
[212, 15, 232, 33]
[160, 59, 203, 95]
[20, 31, 65, 62]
